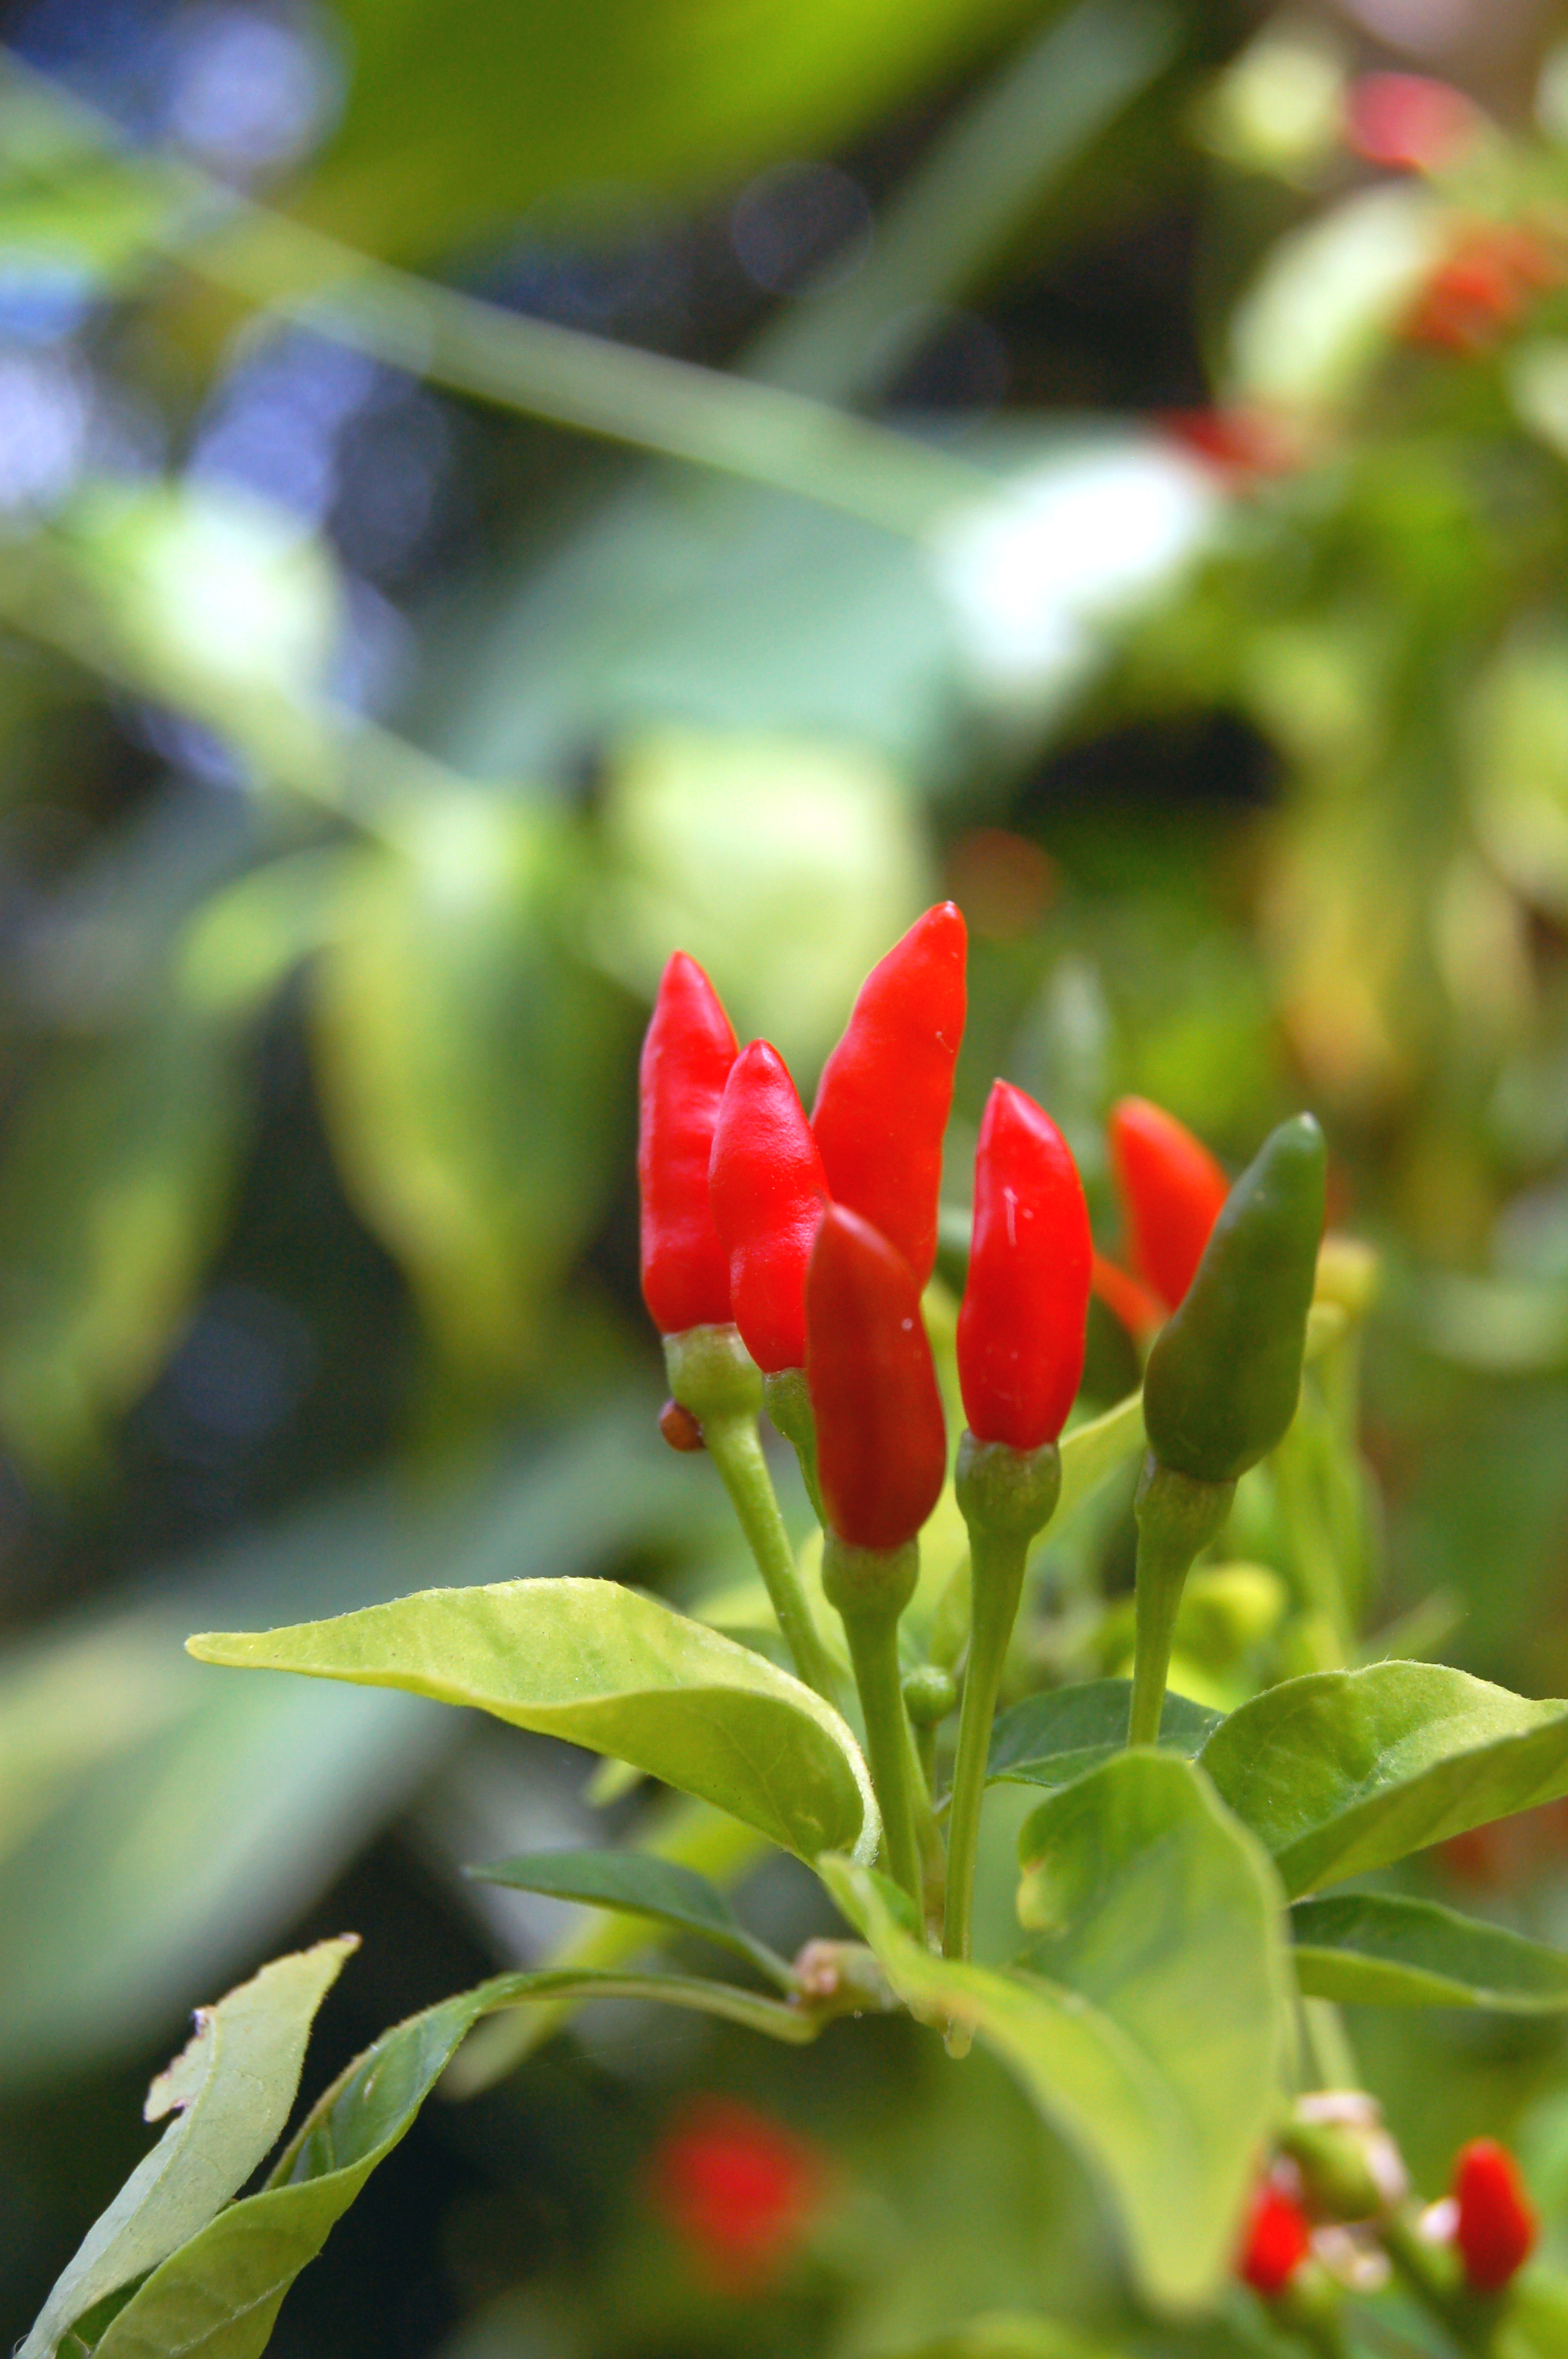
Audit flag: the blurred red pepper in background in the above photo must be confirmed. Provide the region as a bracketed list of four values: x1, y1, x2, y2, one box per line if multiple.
[807, 1204, 946, 1551]
[1106, 1096, 1229, 1317]
[957, 1081, 1091, 1451]
[638, 953, 739, 1336]
[709, 1039, 827, 1374]
[646, 2095, 827, 2292]
[1238, 2180, 1312, 2299]
[1406, 224, 1563, 354]
[1452, 2139, 1537, 2292]
[1344, 73, 1479, 173]
[811, 903, 966, 1289]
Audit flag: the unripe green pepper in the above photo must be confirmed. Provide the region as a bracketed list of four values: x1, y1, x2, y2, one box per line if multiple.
[1142, 1114, 1327, 1485]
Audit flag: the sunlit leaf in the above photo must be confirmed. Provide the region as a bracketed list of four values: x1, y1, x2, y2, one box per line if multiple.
[593, 725, 930, 1070]
[0, 1403, 713, 2085]
[22, 1937, 355, 2359]
[188, 1576, 879, 1863]
[310, 798, 630, 1374]
[1200, 1663, 1568, 1897]
[822, 1754, 1290, 2310]
[1291, 1893, 1568, 2011]
[0, 994, 252, 1477]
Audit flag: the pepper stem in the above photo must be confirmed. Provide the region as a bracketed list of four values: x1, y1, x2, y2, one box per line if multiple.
[822, 1536, 924, 1906]
[664, 1325, 837, 1702]
[1127, 1454, 1234, 1749]
[762, 1366, 825, 1524]
[943, 1435, 1061, 1968]
[704, 1413, 840, 1700]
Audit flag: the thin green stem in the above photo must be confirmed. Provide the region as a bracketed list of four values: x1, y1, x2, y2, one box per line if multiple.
[703, 1412, 838, 1700]
[762, 1367, 824, 1524]
[837, 1600, 924, 1906]
[0, 56, 986, 540]
[902, 1709, 947, 1939]
[943, 1525, 1027, 1962]
[745, 0, 1178, 402]
[1127, 1457, 1233, 1748]
[1127, 1532, 1186, 1749]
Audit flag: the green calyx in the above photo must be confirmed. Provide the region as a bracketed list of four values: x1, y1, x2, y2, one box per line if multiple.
[821, 1535, 920, 1623]
[664, 1322, 762, 1423]
[1142, 1113, 1327, 1486]
[955, 1433, 1062, 1540]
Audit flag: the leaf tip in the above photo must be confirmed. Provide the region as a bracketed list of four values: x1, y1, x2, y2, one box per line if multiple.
[185, 1628, 256, 1666]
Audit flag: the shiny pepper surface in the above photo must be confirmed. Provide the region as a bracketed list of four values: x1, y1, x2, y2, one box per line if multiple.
[1238, 2183, 1312, 2299]
[1109, 1096, 1229, 1313]
[806, 1205, 946, 1552]
[638, 953, 739, 1336]
[811, 903, 966, 1289]
[1454, 2139, 1537, 2292]
[709, 1040, 827, 1374]
[957, 1082, 1091, 1451]
[1142, 1114, 1326, 1485]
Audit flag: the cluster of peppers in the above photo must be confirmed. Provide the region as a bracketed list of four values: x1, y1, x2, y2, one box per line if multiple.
[637, 903, 1326, 1973]
[1240, 2107, 1537, 2354]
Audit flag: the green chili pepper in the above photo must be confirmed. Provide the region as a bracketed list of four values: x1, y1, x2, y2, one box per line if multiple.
[1142, 1113, 1327, 1487]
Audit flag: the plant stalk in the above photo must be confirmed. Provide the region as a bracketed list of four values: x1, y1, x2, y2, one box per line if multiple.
[821, 1537, 924, 1906]
[942, 1523, 1028, 1963]
[1127, 1455, 1233, 1747]
[704, 1412, 839, 1700]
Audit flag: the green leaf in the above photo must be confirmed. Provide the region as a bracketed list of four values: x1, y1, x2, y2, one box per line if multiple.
[310, 801, 630, 1378]
[0, 1401, 713, 2087]
[22, 1937, 356, 2359]
[0, 993, 252, 1478]
[1290, 1892, 1568, 2011]
[88, 1965, 815, 2359]
[1199, 1663, 1568, 1898]
[188, 1577, 877, 1864]
[1055, 1390, 1145, 1528]
[463, 1847, 793, 1987]
[297, 0, 1041, 261]
[822, 1754, 1290, 2311]
[986, 1681, 1223, 1790]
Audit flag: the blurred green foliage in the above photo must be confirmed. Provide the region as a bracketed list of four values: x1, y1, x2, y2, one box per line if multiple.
[10, 0, 1568, 2351]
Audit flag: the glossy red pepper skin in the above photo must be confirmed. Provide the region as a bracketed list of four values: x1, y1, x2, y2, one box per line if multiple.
[1109, 1096, 1229, 1314]
[1238, 2182, 1312, 2299]
[709, 1041, 827, 1375]
[638, 953, 739, 1336]
[957, 1083, 1091, 1452]
[811, 903, 967, 1289]
[1453, 2140, 1537, 2292]
[806, 1205, 947, 1552]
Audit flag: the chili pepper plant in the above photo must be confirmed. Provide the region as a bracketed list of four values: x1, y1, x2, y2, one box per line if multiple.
[25, 907, 1568, 2359]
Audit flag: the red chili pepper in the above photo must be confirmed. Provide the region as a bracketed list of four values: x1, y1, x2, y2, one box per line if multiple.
[646, 2095, 826, 2292]
[1238, 2181, 1312, 2299]
[811, 903, 967, 1289]
[709, 1040, 828, 1375]
[957, 1082, 1091, 1451]
[638, 952, 739, 1336]
[1452, 2139, 1537, 2292]
[806, 1204, 947, 1552]
[1108, 1096, 1230, 1314]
